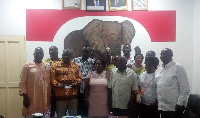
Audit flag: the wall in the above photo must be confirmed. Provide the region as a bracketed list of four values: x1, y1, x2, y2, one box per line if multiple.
[0, 0, 197, 93]
[192, 0, 200, 95]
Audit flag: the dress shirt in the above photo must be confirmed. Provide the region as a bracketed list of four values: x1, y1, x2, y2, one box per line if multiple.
[155, 60, 190, 111]
[138, 72, 157, 105]
[73, 57, 94, 93]
[50, 60, 82, 100]
[108, 68, 138, 109]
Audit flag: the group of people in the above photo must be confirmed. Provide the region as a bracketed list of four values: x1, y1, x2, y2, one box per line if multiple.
[19, 44, 190, 118]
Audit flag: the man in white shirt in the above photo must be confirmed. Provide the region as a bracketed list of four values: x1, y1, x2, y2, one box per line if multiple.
[155, 48, 190, 118]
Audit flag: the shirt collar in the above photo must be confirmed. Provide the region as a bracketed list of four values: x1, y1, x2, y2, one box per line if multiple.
[161, 60, 175, 69]
[61, 60, 73, 66]
[80, 57, 93, 62]
[145, 71, 155, 76]
[117, 67, 128, 74]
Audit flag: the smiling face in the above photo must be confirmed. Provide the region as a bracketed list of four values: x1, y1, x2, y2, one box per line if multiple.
[117, 57, 127, 71]
[94, 59, 106, 73]
[160, 48, 173, 65]
[95, 60, 103, 72]
[122, 44, 131, 56]
[135, 54, 143, 65]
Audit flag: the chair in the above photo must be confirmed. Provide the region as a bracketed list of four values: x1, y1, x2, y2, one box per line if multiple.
[183, 94, 200, 118]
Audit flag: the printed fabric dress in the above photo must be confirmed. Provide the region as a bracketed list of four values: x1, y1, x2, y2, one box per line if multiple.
[87, 71, 109, 116]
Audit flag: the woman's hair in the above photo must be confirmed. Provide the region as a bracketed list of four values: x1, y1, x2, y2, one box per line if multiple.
[134, 53, 144, 60]
[145, 57, 159, 69]
[146, 50, 156, 57]
[94, 58, 106, 70]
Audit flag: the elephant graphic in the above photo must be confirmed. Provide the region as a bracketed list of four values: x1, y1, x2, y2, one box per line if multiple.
[64, 19, 135, 58]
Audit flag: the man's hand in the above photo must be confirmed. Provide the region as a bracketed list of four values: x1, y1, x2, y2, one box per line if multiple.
[23, 94, 30, 108]
[71, 82, 79, 87]
[175, 104, 185, 117]
[149, 102, 158, 110]
[128, 101, 134, 109]
[175, 104, 185, 112]
[84, 99, 89, 108]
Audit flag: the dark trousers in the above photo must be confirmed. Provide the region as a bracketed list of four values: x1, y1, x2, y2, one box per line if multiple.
[139, 103, 159, 118]
[112, 108, 128, 116]
[112, 108, 137, 118]
[77, 93, 88, 117]
[50, 88, 56, 117]
[160, 110, 184, 118]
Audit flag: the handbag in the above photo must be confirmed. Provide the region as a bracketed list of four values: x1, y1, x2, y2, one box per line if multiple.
[136, 77, 155, 103]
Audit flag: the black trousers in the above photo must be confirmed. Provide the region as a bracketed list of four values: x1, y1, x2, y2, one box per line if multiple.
[77, 93, 88, 117]
[111, 108, 138, 118]
[160, 110, 184, 118]
[139, 103, 159, 118]
[112, 108, 128, 116]
[50, 88, 56, 117]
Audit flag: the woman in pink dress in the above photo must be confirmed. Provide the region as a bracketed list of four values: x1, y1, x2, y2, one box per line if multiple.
[85, 58, 109, 116]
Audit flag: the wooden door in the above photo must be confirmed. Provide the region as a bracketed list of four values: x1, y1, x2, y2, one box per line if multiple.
[0, 36, 26, 118]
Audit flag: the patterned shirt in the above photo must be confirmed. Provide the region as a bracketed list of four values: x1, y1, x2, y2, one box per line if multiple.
[132, 64, 145, 77]
[108, 68, 138, 109]
[73, 57, 94, 93]
[50, 60, 82, 100]
[105, 63, 115, 72]
[45, 58, 62, 66]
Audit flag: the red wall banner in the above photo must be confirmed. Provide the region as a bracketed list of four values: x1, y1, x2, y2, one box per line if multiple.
[26, 10, 176, 42]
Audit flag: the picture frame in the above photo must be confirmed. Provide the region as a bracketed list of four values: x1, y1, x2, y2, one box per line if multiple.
[86, 0, 106, 11]
[109, 0, 128, 11]
[62, 0, 81, 9]
[132, 0, 148, 10]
